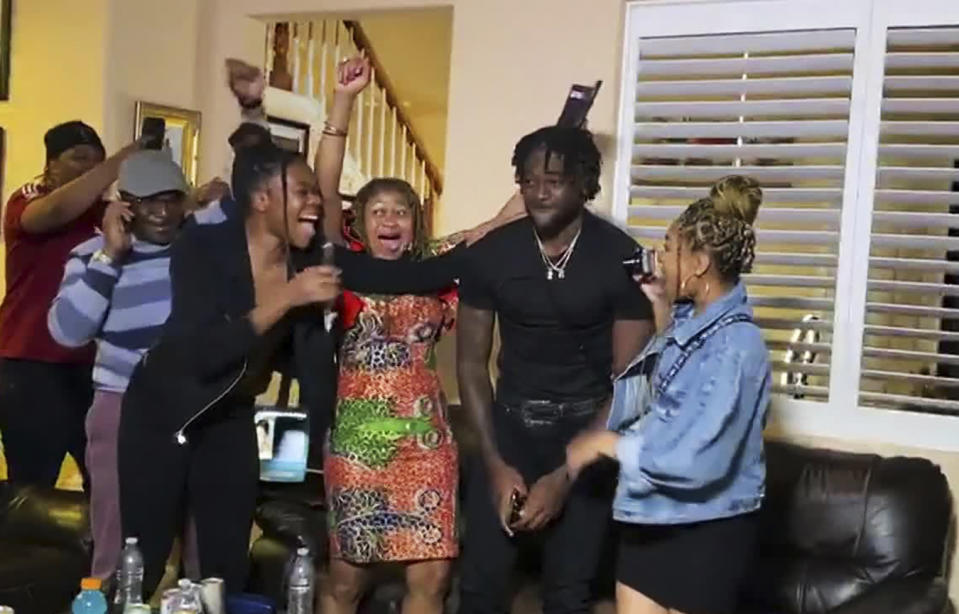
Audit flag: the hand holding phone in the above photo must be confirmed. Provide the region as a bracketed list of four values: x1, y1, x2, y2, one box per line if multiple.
[140, 117, 166, 151]
[557, 81, 602, 128]
[102, 201, 134, 261]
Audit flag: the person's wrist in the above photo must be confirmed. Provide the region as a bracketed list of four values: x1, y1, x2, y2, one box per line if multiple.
[238, 96, 263, 110]
[96, 247, 124, 267]
[333, 89, 358, 102]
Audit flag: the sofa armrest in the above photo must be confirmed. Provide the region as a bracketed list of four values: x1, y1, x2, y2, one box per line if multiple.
[831, 577, 949, 614]
[0, 484, 91, 555]
[254, 499, 326, 560]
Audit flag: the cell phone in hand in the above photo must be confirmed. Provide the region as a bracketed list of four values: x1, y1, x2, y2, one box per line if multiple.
[557, 81, 602, 128]
[140, 117, 166, 150]
[509, 489, 526, 526]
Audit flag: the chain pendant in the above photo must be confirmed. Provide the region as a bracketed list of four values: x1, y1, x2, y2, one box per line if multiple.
[558, 270, 565, 280]
[547, 270, 554, 281]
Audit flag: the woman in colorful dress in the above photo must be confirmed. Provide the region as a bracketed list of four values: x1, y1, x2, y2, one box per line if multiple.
[315, 57, 523, 614]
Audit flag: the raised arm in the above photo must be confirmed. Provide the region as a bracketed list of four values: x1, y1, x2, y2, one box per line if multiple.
[315, 56, 371, 245]
[21, 144, 138, 234]
[334, 242, 464, 295]
[48, 201, 135, 348]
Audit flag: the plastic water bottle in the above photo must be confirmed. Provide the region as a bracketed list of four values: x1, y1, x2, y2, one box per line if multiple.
[286, 547, 314, 614]
[114, 537, 145, 609]
[72, 578, 107, 614]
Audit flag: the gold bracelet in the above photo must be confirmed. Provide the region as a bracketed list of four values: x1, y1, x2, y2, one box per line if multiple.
[322, 122, 348, 138]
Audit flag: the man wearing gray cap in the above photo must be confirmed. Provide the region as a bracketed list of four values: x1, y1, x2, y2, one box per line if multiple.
[48, 149, 189, 581]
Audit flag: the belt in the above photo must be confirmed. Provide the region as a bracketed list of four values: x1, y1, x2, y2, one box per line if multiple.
[500, 396, 607, 426]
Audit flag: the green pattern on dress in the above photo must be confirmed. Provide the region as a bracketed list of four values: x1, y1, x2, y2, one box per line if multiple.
[331, 398, 436, 468]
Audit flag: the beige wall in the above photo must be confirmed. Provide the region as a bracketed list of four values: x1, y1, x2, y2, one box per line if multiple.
[101, 0, 202, 154]
[0, 0, 111, 203]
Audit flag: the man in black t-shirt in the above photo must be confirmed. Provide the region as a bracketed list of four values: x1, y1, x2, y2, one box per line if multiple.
[457, 126, 654, 613]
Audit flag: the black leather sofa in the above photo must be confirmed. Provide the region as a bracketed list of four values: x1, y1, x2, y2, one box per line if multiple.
[250, 440, 954, 614]
[742, 441, 952, 614]
[0, 482, 91, 614]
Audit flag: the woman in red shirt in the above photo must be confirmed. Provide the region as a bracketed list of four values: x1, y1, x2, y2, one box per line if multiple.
[0, 121, 138, 487]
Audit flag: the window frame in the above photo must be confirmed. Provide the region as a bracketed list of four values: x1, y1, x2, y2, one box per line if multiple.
[615, 0, 959, 451]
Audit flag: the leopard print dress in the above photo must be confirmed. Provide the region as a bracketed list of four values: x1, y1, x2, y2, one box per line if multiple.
[323, 276, 459, 563]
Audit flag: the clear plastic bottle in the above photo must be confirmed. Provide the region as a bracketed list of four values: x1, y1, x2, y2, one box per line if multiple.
[114, 537, 145, 609]
[72, 578, 107, 614]
[170, 579, 202, 614]
[286, 547, 314, 614]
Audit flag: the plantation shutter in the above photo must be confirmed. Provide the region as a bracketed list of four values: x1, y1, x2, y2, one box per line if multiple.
[858, 25, 959, 414]
[625, 28, 857, 402]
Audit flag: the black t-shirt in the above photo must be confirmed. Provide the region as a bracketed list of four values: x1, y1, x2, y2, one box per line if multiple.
[459, 211, 653, 402]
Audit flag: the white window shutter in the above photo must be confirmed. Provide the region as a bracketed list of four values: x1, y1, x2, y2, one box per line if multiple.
[858, 24, 959, 414]
[627, 28, 858, 403]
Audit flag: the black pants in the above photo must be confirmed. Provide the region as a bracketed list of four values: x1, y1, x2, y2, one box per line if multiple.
[0, 358, 92, 488]
[459, 398, 615, 614]
[118, 400, 259, 597]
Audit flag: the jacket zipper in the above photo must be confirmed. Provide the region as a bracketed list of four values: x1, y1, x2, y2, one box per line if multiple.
[173, 359, 248, 445]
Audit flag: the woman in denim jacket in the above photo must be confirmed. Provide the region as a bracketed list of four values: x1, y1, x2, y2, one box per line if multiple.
[567, 176, 771, 614]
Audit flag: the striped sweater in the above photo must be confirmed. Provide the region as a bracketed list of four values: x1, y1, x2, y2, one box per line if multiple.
[48, 236, 174, 393]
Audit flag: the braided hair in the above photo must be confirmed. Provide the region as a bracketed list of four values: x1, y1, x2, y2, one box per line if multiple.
[352, 178, 429, 259]
[231, 143, 303, 216]
[511, 125, 602, 201]
[675, 175, 763, 283]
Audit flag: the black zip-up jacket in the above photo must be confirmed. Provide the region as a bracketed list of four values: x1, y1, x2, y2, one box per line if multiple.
[121, 214, 465, 448]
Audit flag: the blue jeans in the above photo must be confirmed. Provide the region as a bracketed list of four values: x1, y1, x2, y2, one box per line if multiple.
[458, 397, 615, 614]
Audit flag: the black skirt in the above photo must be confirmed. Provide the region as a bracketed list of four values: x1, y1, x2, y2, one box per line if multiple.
[616, 512, 759, 614]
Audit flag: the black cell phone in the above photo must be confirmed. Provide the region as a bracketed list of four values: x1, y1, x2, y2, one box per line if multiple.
[623, 246, 657, 280]
[509, 489, 526, 525]
[140, 117, 166, 150]
[557, 80, 602, 128]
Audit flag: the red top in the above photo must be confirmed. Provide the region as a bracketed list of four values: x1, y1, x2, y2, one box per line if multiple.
[0, 182, 104, 363]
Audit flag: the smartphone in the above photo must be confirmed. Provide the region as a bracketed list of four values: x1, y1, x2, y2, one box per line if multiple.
[509, 489, 526, 526]
[623, 246, 657, 280]
[140, 117, 166, 150]
[557, 80, 602, 128]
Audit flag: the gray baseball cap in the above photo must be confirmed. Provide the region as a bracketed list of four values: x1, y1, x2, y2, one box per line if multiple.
[118, 150, 189, 198]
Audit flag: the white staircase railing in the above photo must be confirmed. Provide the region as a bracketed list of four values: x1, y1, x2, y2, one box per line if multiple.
[265, 19, 442, 230]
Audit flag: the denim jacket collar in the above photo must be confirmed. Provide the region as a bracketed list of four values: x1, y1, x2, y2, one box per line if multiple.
[668, 282, 749, 348]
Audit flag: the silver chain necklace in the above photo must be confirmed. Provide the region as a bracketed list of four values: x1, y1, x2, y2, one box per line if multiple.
[534, 227, 582, 280]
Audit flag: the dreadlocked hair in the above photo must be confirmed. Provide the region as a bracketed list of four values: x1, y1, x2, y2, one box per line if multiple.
[511, 125, 602, 200]
[231, 143, 303, 216]
[675, 175, 763, 283]
[352, 178, 429, 259]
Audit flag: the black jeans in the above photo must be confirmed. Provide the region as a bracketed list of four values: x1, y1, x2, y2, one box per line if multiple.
[0, 358, 92, 488]
[118, 399, 259, 596]
[459, 397, 616, 614]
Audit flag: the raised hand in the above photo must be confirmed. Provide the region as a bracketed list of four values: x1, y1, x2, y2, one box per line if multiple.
[194, 178, 231, 206]
[225, 58, 266, 107]
[334, 55, 372, 97]
[102, 201, 134, 261]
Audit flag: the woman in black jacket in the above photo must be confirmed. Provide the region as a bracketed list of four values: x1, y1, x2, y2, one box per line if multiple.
[118, 144, 467, 596]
